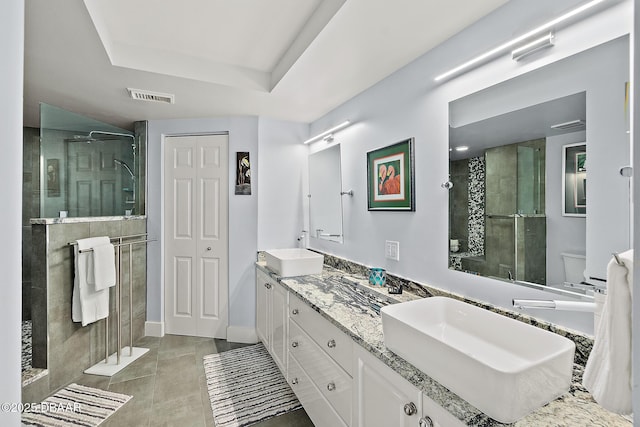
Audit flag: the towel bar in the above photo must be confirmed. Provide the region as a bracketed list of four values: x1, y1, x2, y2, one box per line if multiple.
[71, 235, 155, 372]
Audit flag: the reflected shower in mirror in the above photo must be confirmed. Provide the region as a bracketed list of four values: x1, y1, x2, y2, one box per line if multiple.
[309, 144, 344, 243]
[447, 36, 631, 298]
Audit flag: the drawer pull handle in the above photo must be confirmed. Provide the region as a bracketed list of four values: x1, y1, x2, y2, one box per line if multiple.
[404, 402, 417, 416]
[419, 416, 434, 427]
[264, 283, 272, 289]
[327, 339, 336, 348]
[326, 382, 336, 392]
[291, 378, 299, 385]
[291, 308, 299, 315]
[291, 341, 299, 348]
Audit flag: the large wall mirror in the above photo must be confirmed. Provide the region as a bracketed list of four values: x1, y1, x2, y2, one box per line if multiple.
[448, 36, 631, 297]
[309, 144, 344, 243]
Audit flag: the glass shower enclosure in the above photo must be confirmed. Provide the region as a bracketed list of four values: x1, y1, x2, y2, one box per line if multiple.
[39, 103, 144, 218]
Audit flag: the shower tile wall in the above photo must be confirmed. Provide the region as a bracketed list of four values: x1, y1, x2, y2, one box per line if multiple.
[22, 127, 40, 321]
[467, 156, 485, 256]
[26, 218, 147, 402]
[449, 156, 485, 271]
[449, 159, 469, 252]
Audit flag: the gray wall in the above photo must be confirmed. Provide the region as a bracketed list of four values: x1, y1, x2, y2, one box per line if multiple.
[146, 117, 307, 333]
[146, 117, 259, 331]
[546, 131, 587, 286]
[306, 0, 632, 334]
[0, 1, 24, 424]
[23, 219, 147, 403]
[22, 127, 40, 320]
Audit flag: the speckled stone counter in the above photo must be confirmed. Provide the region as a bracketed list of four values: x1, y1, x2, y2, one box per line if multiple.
[256, 263, 631, 427]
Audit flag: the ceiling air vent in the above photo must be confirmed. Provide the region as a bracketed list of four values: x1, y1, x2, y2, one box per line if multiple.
[550, 119, 585, 131]
[127, 88, 175, 104]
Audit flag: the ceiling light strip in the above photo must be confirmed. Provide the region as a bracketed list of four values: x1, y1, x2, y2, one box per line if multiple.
[303, 120, 351, 144]
[434, 0, 607, 81]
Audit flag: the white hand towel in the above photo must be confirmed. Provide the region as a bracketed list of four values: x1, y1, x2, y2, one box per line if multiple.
[582, 249, 633, 415]
[72, 237, 111, 327]
[87, 243, 116, 290]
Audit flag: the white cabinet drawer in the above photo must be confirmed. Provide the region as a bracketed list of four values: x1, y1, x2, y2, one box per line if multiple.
[289, 320, 352, 425]
[289, 293, 353, 375]
[289, 353, 347, 427]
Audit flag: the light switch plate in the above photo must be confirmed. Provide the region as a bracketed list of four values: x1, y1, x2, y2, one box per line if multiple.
[385, 240, 400, 261]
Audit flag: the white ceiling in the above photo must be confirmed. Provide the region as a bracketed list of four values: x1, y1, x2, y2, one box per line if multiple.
[24, 0, 508, 130]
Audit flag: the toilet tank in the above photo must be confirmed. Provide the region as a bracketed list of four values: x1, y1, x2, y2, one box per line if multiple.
[561, 252, 586, 284]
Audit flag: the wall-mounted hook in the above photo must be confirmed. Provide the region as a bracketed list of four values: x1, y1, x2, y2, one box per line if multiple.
[619, 165, 633, 177]
[441, 181, 454, 190]
[340, 190, 354, 196]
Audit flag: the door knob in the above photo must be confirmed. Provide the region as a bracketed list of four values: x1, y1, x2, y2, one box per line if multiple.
[326, 382, 336, 391]
[291, 308, 299, 315]
[291, 378, 298, 385]
[206, 247, 212, 251]
[291, 341, 299, 348]
[327, 339, 336, 348]
[264, 283, 272, 289]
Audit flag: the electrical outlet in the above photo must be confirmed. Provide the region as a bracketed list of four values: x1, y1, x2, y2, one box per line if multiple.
[385, 240, 400, 261]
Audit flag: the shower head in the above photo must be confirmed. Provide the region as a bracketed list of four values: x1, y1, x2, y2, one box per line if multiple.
[114, 159, 135, 179]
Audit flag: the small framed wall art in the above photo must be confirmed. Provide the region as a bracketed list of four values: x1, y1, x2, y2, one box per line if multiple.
[367, 138, 415, 211]
[235, 152, 251, 195]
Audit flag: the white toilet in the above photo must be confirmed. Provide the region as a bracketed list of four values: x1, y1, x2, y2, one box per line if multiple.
[561, 252, 587, 286]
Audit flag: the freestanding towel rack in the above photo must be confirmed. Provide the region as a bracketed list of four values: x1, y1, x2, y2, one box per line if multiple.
[70, 233, 155, 376]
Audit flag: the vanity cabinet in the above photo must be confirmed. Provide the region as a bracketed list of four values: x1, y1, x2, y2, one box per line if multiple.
[255, 269, 288, 373]
[353, 346, 465, 427]
[256, 266, 464, 427]
[289, 292, 353, 426]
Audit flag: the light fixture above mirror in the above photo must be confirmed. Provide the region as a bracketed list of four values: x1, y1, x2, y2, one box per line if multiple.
[434, 0, 609, 81]
[303, 120, 351, 144]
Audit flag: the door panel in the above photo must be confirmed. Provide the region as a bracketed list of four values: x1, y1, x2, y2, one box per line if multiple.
[67, 140, 123, 216]
[174, 257, 192, 316]
[174, 179, 193, 238]
[201, 178, 220, 239]
[165, 134, 228, 338]
[201, 258, 219, 318]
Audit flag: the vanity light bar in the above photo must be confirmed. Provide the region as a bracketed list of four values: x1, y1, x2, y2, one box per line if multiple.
[303, 120, 351, 144]
[550, 119, 586, 131]
[511, 32, 555, 61]
[434, 0, 607, 81]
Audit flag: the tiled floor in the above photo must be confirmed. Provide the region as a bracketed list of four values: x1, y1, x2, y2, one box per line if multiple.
[67, 335, 314, 427]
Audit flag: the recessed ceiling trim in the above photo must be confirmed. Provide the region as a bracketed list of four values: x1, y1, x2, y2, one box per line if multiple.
[111, 41, 271, 92]
[270, 0, 346, 90]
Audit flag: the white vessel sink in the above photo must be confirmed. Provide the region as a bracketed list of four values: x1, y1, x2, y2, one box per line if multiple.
[380, 297, 575, 423]
[263, 248, 324, 277]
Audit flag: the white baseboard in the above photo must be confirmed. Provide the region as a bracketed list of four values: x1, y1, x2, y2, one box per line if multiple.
[226, 325, 259, 344]
[145, 321, 165, 337]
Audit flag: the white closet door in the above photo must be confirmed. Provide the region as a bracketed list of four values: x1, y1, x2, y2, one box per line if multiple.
[164, 134, 229, 338]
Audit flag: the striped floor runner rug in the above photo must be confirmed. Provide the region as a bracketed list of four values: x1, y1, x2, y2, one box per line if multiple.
[21, 383, 131, 427]
[204, 343, 301, 427]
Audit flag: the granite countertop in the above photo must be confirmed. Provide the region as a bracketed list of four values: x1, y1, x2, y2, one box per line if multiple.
[256, 263, 632, 427]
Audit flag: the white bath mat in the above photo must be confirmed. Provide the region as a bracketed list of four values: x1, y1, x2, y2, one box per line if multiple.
[21, 383, 131, 427]
[203, 343, 301, 427]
